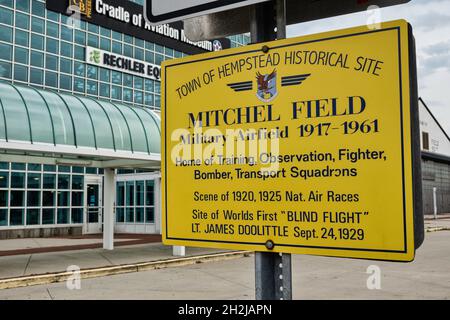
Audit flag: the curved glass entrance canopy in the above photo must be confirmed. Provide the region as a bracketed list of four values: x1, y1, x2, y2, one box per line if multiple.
[0, 82, 161, 169]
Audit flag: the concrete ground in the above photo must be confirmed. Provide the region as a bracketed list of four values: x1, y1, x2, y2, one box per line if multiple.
[424, 216, 450, 230]
[0, 237, 134, 251]
[0, 230, 448, 300]
[0, 243, 228, 279]
[0, 234, 162, 256]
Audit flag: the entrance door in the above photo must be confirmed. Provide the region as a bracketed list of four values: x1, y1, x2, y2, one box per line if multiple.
[83, 177, 103, 234]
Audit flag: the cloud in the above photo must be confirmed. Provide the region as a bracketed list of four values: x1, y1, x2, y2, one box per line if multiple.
[418, 40, 450, 78]
[423, 40, 450, 56]
[419, 56, 450, 77]
[411, 11, 450, 31]
[286, 0, 450, 132]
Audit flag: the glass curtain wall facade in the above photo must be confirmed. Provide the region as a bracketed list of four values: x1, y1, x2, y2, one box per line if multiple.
[0, 0, 249, 110]
[0, 0, 249, 235]
[0, 163, 100, 228]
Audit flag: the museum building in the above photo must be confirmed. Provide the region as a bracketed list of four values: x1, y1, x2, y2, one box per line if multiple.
[0, 0, 447, 245]
[419, 98, 450, 215]
[0, 0, 249, 241]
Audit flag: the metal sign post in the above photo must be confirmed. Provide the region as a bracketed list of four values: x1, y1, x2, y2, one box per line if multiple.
[251, 0, 292, 300]
[145, 0, 270, 25]
[184, 0, 412, 41]
[162, 0, 422, 301]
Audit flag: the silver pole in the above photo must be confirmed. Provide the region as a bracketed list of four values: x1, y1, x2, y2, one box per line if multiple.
[251, 0, 292, 300]
[433, 187, 437, 219]
[276, 0, 286, 39]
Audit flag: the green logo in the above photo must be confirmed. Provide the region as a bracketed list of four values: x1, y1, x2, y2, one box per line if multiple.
[89, 50, 101, 64]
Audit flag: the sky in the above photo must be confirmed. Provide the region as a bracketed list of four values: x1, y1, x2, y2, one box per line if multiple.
[287, 0, 450, 134]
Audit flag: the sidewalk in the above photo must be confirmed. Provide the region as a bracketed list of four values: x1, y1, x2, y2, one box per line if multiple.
[0, 234, 163, 257]
[0, 217, 448, 285]
[0, 240, 229, 280]
[424, 217, 450, 231]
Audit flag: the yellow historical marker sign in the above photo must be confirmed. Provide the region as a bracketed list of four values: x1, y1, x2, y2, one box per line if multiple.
[162, 20, 423, 261]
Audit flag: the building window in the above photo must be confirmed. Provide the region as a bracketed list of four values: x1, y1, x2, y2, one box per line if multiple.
[12, 163, 26, 171]
[146, 181, 154, 206]
[0, 209, 7, 226]
[116, 208, 124, 223]
[32, 0, 45, 17]
[0, 171, 9, 188]
[43, 174, 56, 189]
[45, 71, 58, 88]
[112, 41, 122, 54]
[28, 164, 41, 171]
[57, 208, 69, 224]
[144, 79, 155, 92]
[42, 208, 55, 225]
[27, 191, 40, 207]
[0, 25, 12, 42]
[422, 132, 429, 150]
[61, 25, 73, 42]
[46, 21, 59, 38]
[71, 208, 83, 224]
[16, 0, 30, 13]
[57, 176, 70, 190]
[11, 172, 25, 188]
[0, 7, 13, 25]
[71, 192, 83, 207]
[74, 62, 85, 76]
[87, 34, 98, 47]
[60, 74, 72, 90]
[123, 88, 133, 102]
[45, 54, 59, 71]
[0, 190, 8, 207]
[46, 38, 59, 54]
[72, 175, 84, 190]
[30, 51, 44, 68]
[100, 37, 110, 51]
[27, 173, 41, 189]
[31, 16, 44, 33]
[42, 191, 55, 207]
[0, 43, 12, 61]
[26, 209, 40, 225]
[31, 34, 43, 50]
[10, 209, 24, 226]
[60, 42, 72, 58]
[123, 74, 133, 87]
[100, 83, 110, 98]
[59, 166, 71, 173]
[75, 30, 86, 45]
[43, 165, 56, 172]
[146, 207, 154, 223]
[111, 86, 121, 100]
[14, 65, 28, 82]
[58, 191, 69, 206]
[14, 47, 29, 64]
[30, 66, 43, 83]
[9, 190, 25, 207]
[87, 80, 98, 95]
[0, 162, 90, 227]
[116, 179, 156, 224]
[74, 45, 85, 61]
[15, 11, 30, 30]
[74, 77, 85, 92]
[60, 58, 72, 74]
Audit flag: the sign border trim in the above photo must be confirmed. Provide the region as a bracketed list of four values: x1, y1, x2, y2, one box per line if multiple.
[163, 25, 413, 255]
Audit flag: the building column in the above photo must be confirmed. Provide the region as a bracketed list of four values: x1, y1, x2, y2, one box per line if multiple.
[173, 246, 185, 256]
[103, 168, 115, 250]
[154, 174, 162, 234]
[155, 173, 183, 256]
